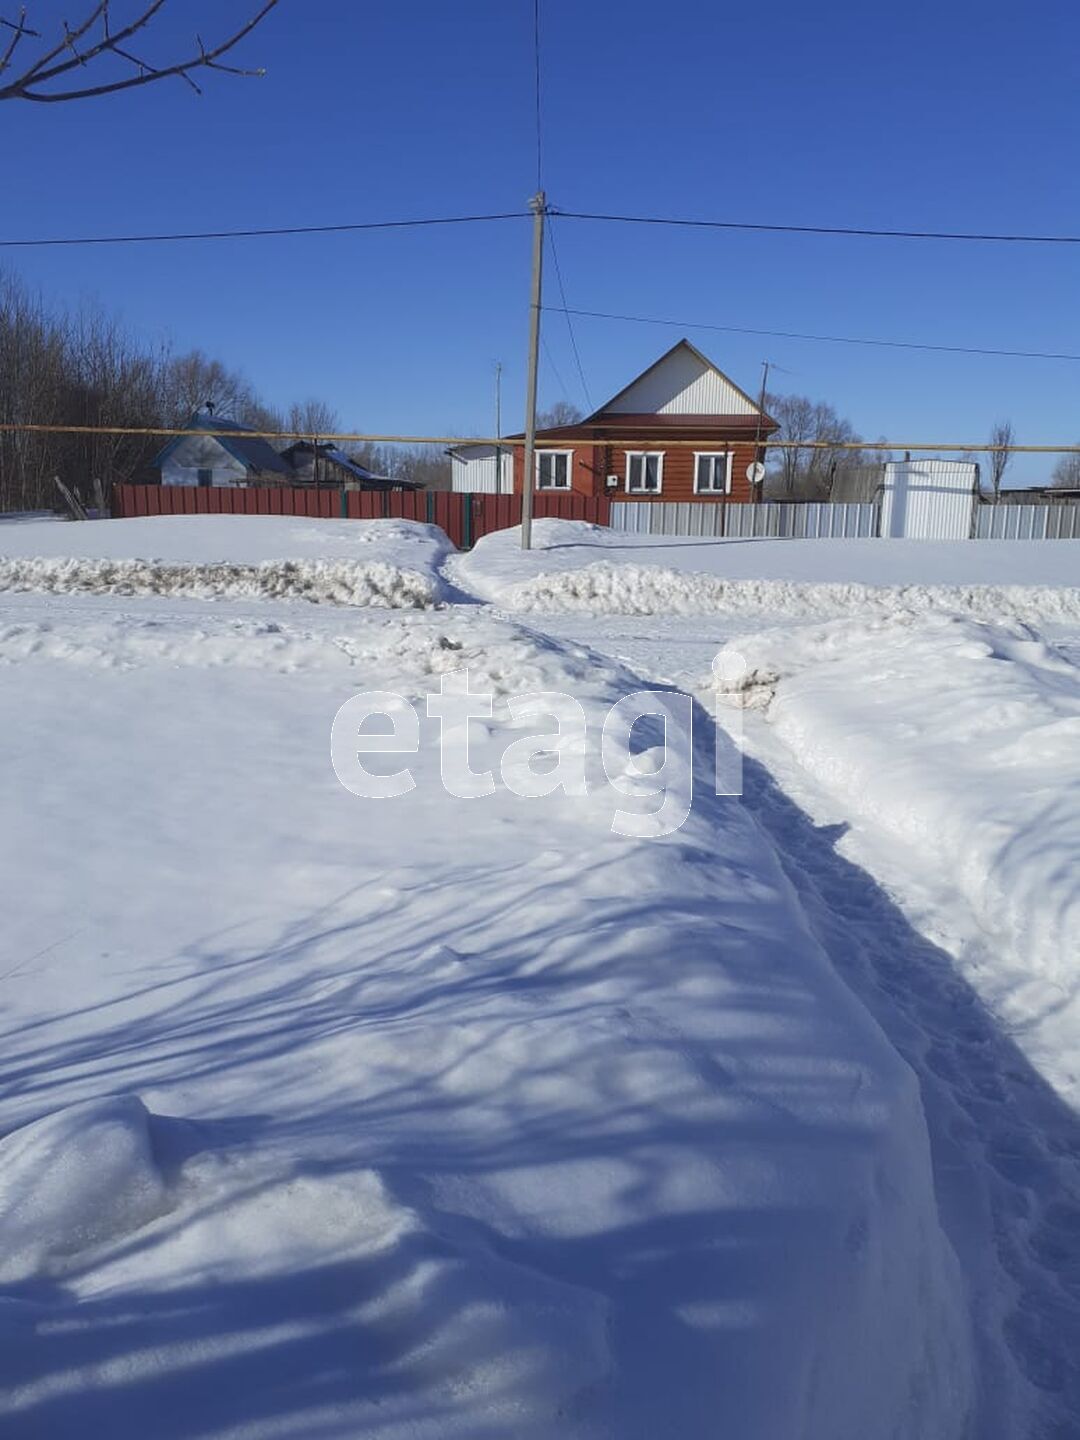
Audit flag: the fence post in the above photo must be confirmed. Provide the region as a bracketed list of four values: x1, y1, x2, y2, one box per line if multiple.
[339, 488, 348, 519]
[463, 494, 474, 550]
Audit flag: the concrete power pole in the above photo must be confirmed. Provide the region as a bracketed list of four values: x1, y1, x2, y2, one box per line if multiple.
[521, 191, 546, 550]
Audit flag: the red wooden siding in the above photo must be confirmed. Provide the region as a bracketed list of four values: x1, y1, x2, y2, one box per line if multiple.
[506, 440, 764, 502]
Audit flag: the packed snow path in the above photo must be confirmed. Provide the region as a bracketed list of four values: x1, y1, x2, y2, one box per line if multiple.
[3, 515, 1079, 1438]
[514, 607, 1080, 1440]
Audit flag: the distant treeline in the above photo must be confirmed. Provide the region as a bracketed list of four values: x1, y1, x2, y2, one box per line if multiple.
[0, 272, 448, 511]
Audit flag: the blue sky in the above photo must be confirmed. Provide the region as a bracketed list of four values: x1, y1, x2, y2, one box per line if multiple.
[6, 0, 1079, 481]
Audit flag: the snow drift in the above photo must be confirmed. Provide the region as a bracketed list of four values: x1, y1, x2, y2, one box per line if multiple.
[497, 560, 1080, 625]
[0, 593, 975, 1439]
[453, 519, 1080, 623]
[716, 611, 1080, 1103]
[0, 1097, 169, 1284]
[0, 555, 441, 608]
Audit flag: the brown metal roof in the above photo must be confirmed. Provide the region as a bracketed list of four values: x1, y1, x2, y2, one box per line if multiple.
[507, 413, 779, 443]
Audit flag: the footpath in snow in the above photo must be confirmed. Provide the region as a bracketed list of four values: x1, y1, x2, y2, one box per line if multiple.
[4, 511, 1080, 1438]
[455, 519, 1080, 1436]
[0, 515, 978, 1440]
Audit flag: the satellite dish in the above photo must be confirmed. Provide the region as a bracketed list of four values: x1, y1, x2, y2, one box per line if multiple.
[746, 461, 766, 484]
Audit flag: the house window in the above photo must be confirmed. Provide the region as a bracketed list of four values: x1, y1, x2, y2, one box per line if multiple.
[626, 452, 664, 495]
[197, 468, 213, 488]
[694, 452, 732, 495]
[536, 450, 573, 490]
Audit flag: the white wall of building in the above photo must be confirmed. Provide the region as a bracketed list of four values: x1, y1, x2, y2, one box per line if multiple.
[450, 446, 514, 494]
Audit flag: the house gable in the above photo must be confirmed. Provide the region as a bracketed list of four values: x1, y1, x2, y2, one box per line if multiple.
[591, 340, 761, 419]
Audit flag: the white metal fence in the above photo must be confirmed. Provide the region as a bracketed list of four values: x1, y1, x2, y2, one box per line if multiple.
[609, 501, 879, 539]
[975, 503, 1080, 540]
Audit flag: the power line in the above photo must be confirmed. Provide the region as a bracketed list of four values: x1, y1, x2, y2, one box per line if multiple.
[543, 304, 1080, 363]
[0, 212, 527, 249]
[532, 0, 543, 191]
[540, 333, 572, 401]
[556, 209, 1080, 246]
[547, 218, 594, 411]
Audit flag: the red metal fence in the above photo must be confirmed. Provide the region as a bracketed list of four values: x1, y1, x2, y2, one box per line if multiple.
[111, 485, 610, 550]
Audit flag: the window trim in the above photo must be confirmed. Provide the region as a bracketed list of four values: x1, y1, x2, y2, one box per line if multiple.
[625, 450, 665, 495]
[693, 451, 734, 496]
[535, 448, 574, 491]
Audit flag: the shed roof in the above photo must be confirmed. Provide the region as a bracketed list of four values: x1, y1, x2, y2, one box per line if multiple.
[154, 413, 293, 477]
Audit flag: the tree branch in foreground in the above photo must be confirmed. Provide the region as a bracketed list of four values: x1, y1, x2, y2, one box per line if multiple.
[0, 0, 279, 103]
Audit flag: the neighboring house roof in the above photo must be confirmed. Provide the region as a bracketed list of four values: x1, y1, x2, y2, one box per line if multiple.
[584, 339, 776, 428]
[154, 412, 294, 477]
[495, 340, 778, 443]
[281, 441, 421, 491]
[994, 485, 1080, 504]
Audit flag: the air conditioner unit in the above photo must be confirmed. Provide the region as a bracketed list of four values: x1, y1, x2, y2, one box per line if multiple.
[605, 474, 619, 489]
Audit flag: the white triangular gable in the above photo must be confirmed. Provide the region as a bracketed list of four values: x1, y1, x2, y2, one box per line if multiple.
[601, 342, 759, 417]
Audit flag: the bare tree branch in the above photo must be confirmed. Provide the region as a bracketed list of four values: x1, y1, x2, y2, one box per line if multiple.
[0, 9, 40, 75]
[987, 420, 1014, 503]
[0, 0, 278, 103]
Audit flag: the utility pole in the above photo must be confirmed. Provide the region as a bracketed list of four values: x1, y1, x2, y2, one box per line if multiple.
[521, 191, 546, 549]
[494, 361, 504, 493]
[752, 360, 770, 504]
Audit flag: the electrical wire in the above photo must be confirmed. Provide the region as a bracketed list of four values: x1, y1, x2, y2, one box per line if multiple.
[540, 333, 572, 402]
[543, 304, 1080, 363]
[547, 218, 594, 411]
[556, 210, 1080, 246]
[0, 212, 527, 248]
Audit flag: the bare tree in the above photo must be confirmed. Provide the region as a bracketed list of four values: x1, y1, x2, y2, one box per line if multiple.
[1050, 451, 1080, 490]
[987, 420, 1013, 503]
[0, 1, 279, 104]
[538, 401, 583, 429]
[287, 399, 340, 438]
[764, 392, 864, 500]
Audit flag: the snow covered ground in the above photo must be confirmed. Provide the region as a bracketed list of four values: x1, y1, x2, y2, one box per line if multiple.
[0, 515, 456, 608]
[3, 514, 1080, 1438]
[452, 519, 1080, 624]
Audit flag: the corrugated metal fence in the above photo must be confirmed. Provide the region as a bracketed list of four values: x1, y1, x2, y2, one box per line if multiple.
[609, 501, 879, 539]
[975, 503, 1080, 540]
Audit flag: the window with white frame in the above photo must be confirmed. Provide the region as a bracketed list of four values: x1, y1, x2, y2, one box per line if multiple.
[626, 451, 664, 494]
[536, 450, 573, 490]
[694, 452, 733, 495]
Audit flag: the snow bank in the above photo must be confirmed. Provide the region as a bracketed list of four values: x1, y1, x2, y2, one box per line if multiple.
[0, 1097, 168, 1283]
[0, 516, 455, 607]
[454, 519, 1080, 622]
[0, 515, 455, 568]
[716, 612, 1080, 1102]
[497, 560, 1080, 624]
[457, 518, 1080, 589]
[0, 555, 440, 608]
